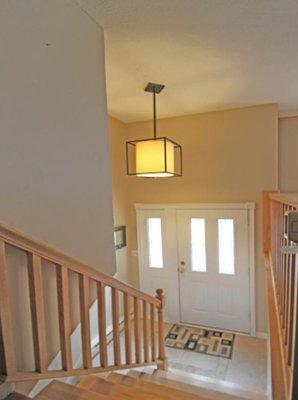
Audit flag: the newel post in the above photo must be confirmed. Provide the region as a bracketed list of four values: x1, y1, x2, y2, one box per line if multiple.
[155, 288, 167, 371]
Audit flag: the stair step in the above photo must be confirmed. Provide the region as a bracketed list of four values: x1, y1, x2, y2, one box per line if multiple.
[108, 372, 211, 399]
[79, 374, 168, 399]
[126, 370, 248, 400]
[34, 380, 119, 400]
[79, 373, 221, 400]
[77, 375, 142, 400]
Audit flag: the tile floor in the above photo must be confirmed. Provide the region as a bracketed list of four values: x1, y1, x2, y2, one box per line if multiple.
[164, 324, 267, 393]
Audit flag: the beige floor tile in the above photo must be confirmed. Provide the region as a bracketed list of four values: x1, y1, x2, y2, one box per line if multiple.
[165, 325, 267, 393]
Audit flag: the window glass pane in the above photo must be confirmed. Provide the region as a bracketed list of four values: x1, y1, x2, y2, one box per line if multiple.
[147, 218, 163, 268]
[191, 218, 206, 272]
[218, 219, 235, 275]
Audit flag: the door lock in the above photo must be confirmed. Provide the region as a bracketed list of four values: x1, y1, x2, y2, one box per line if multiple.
[178, 261, 186, 273]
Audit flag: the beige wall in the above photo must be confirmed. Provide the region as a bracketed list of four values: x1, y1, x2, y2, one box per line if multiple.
[0, 0, 115, 389]
[279, 116, 298, 192]
[110, 104, 278, 333]
[0, 0, 115, 274]
[109, 117, 131, 284]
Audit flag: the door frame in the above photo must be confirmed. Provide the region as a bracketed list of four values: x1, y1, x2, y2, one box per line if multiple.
[135, 202, 256, 336]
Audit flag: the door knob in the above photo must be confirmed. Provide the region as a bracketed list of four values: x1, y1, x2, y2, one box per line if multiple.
[178, 262, 186, 273]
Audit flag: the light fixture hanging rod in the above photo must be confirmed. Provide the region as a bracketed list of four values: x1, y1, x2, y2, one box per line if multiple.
[153, 89, 157, 139]
[144, 82, 165, 140]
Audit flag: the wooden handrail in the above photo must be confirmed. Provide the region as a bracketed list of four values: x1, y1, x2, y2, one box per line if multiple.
[0, 221, 166, 382]
[269, 192, 298, 208]
[263, 190, 298, 399]
[0, 221, 159, 306]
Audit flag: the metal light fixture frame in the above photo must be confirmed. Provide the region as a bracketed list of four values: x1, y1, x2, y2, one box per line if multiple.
[126, 82, 183, 177]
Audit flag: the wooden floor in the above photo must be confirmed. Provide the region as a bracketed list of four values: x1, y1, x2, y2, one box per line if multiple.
[6, 369, 249, 400]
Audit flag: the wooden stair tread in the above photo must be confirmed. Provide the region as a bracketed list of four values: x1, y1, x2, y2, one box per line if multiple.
[34, 380, 120, 400]
[77, 375, 135, 399]
[107, 372, 210, 399]
[80, 373, 212, 400]
[77, 375, 110, 395]
[127, 370, 248, 400]
[79, 375, 167, 399]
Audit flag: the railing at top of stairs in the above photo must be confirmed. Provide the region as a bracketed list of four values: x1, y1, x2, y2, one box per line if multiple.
[263, 190, 298, 400]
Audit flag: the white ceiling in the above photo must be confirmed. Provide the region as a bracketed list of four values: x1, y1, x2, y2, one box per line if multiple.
[76, 0, 298, 122]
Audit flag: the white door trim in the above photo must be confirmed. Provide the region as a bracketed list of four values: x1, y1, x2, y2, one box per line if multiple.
[135, 202, 256, 337]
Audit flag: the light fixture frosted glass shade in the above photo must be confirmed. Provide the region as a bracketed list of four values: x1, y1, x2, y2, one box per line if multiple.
[126, 137, 182, 177]
[136, 139, 174, 177]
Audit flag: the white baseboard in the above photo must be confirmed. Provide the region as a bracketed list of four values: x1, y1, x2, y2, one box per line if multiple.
[256, 331, 268, 340]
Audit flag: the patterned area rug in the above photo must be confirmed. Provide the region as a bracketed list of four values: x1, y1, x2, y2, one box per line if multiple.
[165, 324, 235, 359]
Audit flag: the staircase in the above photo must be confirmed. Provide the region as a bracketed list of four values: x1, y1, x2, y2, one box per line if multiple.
[4, 369, 248, 400]
[0, 213, 276, 399]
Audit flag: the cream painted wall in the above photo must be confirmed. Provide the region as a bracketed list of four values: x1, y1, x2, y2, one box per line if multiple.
[0, 0, 115, 273]
[109, 104, 278, 333]
[279, 116, 298, 192]
[0, 0, 115, 389]
[109, 117, 132, 284]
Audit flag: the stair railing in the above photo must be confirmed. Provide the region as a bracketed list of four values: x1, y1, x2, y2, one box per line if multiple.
[0, 222, 166, 382]
[263, 190, 298, 400]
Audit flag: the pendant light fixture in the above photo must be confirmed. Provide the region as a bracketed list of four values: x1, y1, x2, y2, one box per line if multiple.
[126, 83, 182, 178]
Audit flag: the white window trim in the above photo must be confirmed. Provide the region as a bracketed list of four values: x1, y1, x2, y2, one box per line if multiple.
[135, 202, 256, 337]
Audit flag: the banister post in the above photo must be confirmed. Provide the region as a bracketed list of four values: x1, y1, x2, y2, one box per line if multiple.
[263, 190, 278, 255]
[155, 288, 167, 371]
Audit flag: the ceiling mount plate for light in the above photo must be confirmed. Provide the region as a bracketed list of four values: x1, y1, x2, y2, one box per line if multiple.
[144, 82, 165, 94]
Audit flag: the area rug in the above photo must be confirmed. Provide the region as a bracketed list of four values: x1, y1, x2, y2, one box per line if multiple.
[165, 324, 235, 359]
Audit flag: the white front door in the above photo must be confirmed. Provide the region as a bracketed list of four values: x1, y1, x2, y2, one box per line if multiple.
[136, 204, 254, 334]
[177, 209, 250, 333]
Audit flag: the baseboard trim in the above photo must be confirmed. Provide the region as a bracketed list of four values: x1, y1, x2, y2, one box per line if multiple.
[256, 331, 268, 340]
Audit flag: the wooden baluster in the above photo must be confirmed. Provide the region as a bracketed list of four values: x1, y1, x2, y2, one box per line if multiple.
[56, 264, 72, 371]
[290, 256, 298, 399]
[284, 206, 290, 343]
[282, 205, 288, 333]
[134, 297, 141, 363]
[279, 204, 283, 306]
[79, 274, 92, 369]
[272, 200, 277, 279]
[281, 205, 285, 324]
[287, 254, 295, 365]
[123, 292, 132, 365]
[0, 240, 16, 376]
[273, 201, 278, 278]
[269, 198, 275, 268]
[150, 303, 156, 361]
[278, 203, 283, 303]
[143, 300, 149, 362]
[111, 287, 120, 366]
[156, 289, 167, 370]
[97, 282, 107, 367]
[27, 253, 47, 373]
